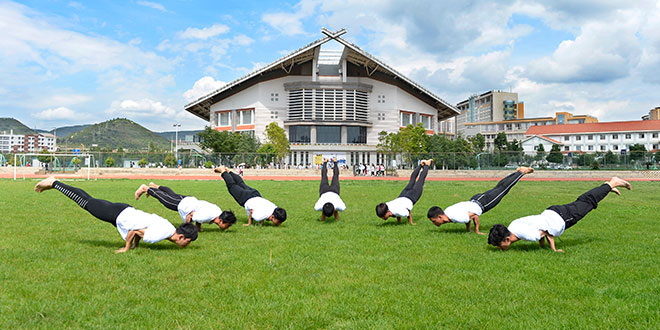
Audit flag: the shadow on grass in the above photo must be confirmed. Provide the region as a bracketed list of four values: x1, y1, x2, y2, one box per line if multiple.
[428, 227, 472, 234]
[376, 221, 407, 227]
[485, 237, 595, 252]
[79, 239, 196, 251]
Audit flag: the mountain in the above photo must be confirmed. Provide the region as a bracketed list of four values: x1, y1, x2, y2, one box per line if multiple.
[61, 118, 171, 151]
[0, 118, 36, 135]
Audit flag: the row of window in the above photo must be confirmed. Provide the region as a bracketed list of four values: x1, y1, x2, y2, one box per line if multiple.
[400, 112, 433, 130]
[562, 144, 659, 152]
[562, 133, 658, 141]
[289, 126, 367, 144]
[216, 110, 254, 127]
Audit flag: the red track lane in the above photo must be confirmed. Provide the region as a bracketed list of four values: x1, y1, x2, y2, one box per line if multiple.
[2, 173, 658, 181]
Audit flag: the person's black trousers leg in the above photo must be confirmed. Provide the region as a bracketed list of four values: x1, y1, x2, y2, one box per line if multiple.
[547, 184, 612, 230]
[398, 165, 422, 197]
[470, 170, 525, 213]
[319, 161, 331, 195]
[398, 164, 428, 204]
[53, 181, 129, 226]
[222, 172, 260, 206]
[147, 185, 185, 211]
[329, 161, 340, 195]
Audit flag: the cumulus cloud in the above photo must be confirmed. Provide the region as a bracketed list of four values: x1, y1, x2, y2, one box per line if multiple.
[106, 99, 176, 117]
[33, 107, 80, 120]
[137, 1, 167, 12]
[183, 76, 227, 102]
[178, 24, 229, 40]
[262, 0, 319, 36]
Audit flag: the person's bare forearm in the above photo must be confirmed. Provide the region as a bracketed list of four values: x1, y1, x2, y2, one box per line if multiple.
[130, 234, 142, 249]
[334, 211, 340, 221]
[320, 213, 326, 221]
[397, 216, 402, 223]
[408, 212, 415, 225]
[473, 215, 484, 235]
[116, 231, 136, 253]
[546, 234, 563, 252]
[185, 211, 194, 223]
[244, 211, 253, 226]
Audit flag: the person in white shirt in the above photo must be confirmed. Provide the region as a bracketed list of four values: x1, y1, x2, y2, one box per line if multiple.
[375, 159, 433, 225]
[488, 177, 631, 252]
[134, 182, 236, 231]
[314, 158, 346, 221]
[34, 177, 197, 253]
[427, 167, 534, 234]
[214, 166, 287, 226]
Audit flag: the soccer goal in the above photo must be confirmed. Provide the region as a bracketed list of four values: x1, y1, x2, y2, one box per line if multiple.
[13, 153, 94, 180]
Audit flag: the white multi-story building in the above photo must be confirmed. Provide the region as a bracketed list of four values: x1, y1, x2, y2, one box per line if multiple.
[184, 28, 458, 166]
[521, 120, 660, 154]
[0, 130, 57, 153]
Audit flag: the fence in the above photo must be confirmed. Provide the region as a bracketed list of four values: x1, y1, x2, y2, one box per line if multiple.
[3, 150, 658, 171]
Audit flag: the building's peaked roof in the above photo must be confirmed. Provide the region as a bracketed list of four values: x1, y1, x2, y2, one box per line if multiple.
[525, 120, 660, 135]
[184, 28, 459, 120]
[522, 135, 563, 145]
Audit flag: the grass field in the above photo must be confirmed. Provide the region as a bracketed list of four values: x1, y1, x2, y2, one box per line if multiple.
[1, 177, 659, 328]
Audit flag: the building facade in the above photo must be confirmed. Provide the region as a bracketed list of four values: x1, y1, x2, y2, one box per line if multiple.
[522, 120, 660, 155]
[184, 29, 458, 166]
[0, 130, 57, 153]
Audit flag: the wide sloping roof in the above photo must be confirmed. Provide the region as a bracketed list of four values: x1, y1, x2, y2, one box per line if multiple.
[184, 28, 458, 120]
[525, 120, 660, 135]
[522, 135, 563, 145]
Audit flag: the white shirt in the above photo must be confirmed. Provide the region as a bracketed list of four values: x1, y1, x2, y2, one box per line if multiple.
[244, 197, 277, 221]
[177, 196, 222, 224]
[314, 192, 346, 212]
[507, 209, 565, 242]
[115, 207, 175, 243]
[386, 197, 413, 217]
[444, 201, 483, 224]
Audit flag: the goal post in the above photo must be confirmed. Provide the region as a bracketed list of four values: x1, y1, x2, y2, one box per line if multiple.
[13, 153, 93, 180]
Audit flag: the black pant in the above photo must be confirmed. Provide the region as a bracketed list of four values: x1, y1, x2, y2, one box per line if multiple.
[222, 171, 261, 206]
[398, 164, 429, 204]
[53, 181, 130, 227]
[470, 170, 524, 213]
[148, 186, 186, 211]
[319, 161, 340, 195]
[547, 183, 611, 230]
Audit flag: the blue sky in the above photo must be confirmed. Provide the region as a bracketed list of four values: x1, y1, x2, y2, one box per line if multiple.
[1, 0, 660, 132]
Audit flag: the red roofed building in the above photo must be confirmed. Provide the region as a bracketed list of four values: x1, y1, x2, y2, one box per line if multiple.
[522, 120, 660, 154]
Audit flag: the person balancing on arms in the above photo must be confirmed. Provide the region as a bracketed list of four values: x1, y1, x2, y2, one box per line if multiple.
[215, 165, 287, 226]
[427, 167, 534, 234]
[34, 177, 198, 253]
[314, 157, 346, 221]
[134, 182, 236, 231]
[375, 159, 433, 225]
[488, 177, 631, 252]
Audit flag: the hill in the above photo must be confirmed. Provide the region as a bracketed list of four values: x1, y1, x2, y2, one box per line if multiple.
[62, 118, 171, 151]
[0, 118, 36, 135]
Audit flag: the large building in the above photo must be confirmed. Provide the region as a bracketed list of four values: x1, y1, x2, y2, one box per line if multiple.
[0, 130, 57, 153]
[184, 29, 458, 166]
[521, 119, 660, 155]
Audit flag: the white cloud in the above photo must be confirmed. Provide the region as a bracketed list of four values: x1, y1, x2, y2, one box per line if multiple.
[183, 77, 227, 102]
[262, 0, 319, 36]
[106, 99, 176, 117]
[137, 1, 167, 12]
[33, 107, 79, 120]
[67, 2, 84, 9]
[178, 24, 229, 40]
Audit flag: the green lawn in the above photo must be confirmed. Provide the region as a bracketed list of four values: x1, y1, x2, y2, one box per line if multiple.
[1, 178, 659, 328]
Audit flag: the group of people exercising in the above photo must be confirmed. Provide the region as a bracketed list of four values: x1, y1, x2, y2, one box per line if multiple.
[34, 157, 631, 253]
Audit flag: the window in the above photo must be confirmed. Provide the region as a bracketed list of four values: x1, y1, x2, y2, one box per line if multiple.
[400, 112, 413, 126]
[238, 110, 253, 125]
[588, 145, 593, 151]
[217, 111, 231, 127]
[317, 126, 341, 144]
[600, 135, 606, 140]
[639, 133, 645, 139]
[420, 115, 432, 130]
[289, 126, 310, 143]
[613, 145, 618, 150]
[613, 134, 618, 139]
[377, 112, 385, 121]
[653, 133, 658, 138]
[576, 136, 581, 141]
[654, 144, 658, 149]
[625, 134, 631, 139]
[347, 126, 367, 144]
[564, 146, 569, 151]
[576, 145, 581, 151]
[564, 136, 569, 141]
[588, 135, 593, 140]
[600, 145, 606, 151]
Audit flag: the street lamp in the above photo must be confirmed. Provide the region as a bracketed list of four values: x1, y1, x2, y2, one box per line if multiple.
[173, 124, 181, 165]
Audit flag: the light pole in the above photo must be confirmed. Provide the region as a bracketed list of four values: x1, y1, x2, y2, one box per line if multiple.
[173, 124, 181, 165]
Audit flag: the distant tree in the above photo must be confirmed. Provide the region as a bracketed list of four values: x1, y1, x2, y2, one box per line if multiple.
[469, 133, 485, 152]
[105, 156, 115, 167]
[546, 144, 563, 164]
[263, 122, 289, 161]
[377, 131, 402, 154]
[148, 141, 161, 153]
[591, 161, 600, 170]
[37, 149, 52, 164]
[629, 144, 646, 161]
[427, 134, 454, 169]
[71, 157, 81, 169]
[197, 127, 260, 154]
[117, 145, 124, 153]
[398, 123, 427, 155]
[257, 143, 278, 165]
[493, 132, 508, 151]
[535, 144, 545, 161]
[575, 153, 595, 167]
[138, 157, 147, 168]
[164, 153, 176, 167]
[656, 150, 660, 162]
[203, 160, 213, 168]
[604, 150, 618, 165]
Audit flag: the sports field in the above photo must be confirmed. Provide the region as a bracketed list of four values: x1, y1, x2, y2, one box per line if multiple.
[1, 178, 659, 328]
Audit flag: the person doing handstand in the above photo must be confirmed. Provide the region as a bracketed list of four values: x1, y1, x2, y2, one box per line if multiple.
[375, 159, 433, 225]
[314, 158, 346, 221]
[134, 182, 236, 231]
[488, 177, 631, 252]
[35, 177, 197, 253]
